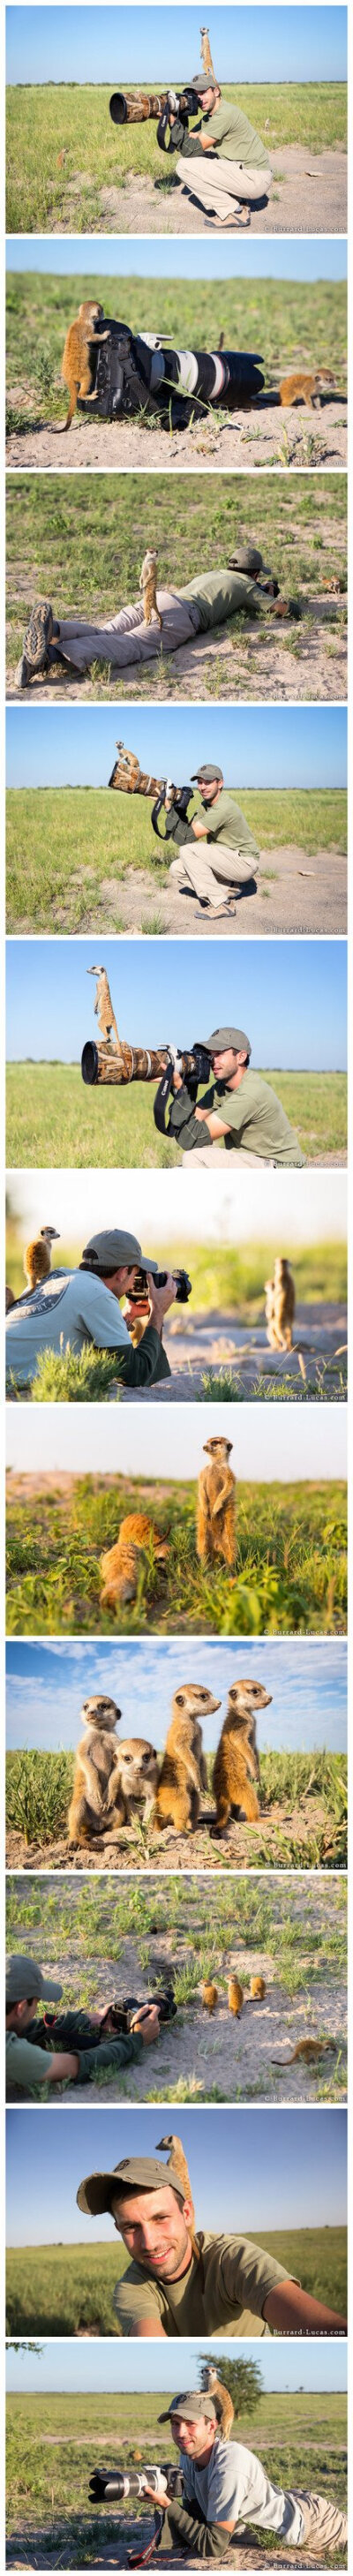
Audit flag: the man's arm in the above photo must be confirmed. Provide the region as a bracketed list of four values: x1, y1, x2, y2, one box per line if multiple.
[41, 2049, 79, 2084]
[264, 2279, 347, 2335]
[194, 1106, 230, 1138]
[126, 2317, 167, 2338]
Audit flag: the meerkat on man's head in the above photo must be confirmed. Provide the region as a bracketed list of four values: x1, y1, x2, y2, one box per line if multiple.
[139, 550, 162, 631]
[155, 2134, 204, 2273]
[67, 1696, 123, 1847]
[197, 1438, 236, 1570]
[100, 1515, 169, 1611]
[199, 26, 215, 72]
[199, 2364, 234, 2440]
[54, 302, 110, 432]
[265, 1257, 296, 1352]
[24, 1227, 60, 1291]
[153, 1683, 222, 1834]
[212, 1677, 273, 1835]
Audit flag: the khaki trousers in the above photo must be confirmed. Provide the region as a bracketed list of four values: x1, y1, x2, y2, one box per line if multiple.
[176, 151, 273, 220]
[56, 589, 199, 674]
[169, 840, 258, 906]
[182, 1145, 274, 1166]
[295, 2491, 348, 2554]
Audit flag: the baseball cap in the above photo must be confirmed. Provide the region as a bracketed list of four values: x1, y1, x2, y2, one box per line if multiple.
[77, 2154, 187, 2218]
[159, 2393, 217, 2424]
[228, 546, 271, 577]
[190, 70, 218, 91]
[81, 1231, 159, 1277]
[6, 1955, 63, 2007]
[202, 1026, 252, 1057]
[191, 765, 223, 783]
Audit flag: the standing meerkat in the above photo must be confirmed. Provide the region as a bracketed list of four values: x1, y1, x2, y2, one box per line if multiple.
[212, 1678, 273, 1835]
[100, 1516, 169, 1611]
[139, 550, 162, 631]
[154, 1683, 221, 1834]
[197, 1438, 236, 1570]
[199, 2364, 234, 2441]
[265, 1258, 296, 1352]
[156, 2134, 204, 2273]
[228, 1976, 244, 2016]
[67, 1696, 123, 1846]
[251, 1975, 267, 2000]
[24, 1225, 60, 1290]
[202, 1981, 219, 2013]
[86, 964, 120, 1049]
[54, 301, 110, 432]
[279, 367, 335, 410]
[200, 26, 215, 72]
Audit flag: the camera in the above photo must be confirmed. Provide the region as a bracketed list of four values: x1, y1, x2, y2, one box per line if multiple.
[129, 1266, 192, 1306]
[89, 2465, 169, 2503]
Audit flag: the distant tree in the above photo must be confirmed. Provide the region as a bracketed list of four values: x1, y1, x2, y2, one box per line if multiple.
[199, 2358, 264, 2418]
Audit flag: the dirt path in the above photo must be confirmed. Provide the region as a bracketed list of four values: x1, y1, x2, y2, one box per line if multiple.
[7, 599, 347, 705]
[116, 1303, 348, 1405]
[49, 844, 347, 939]
[49, 147, 347, 237]
[5, 398, 348, 474]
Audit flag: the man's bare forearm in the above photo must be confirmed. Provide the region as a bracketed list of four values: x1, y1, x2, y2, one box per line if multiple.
[264, 2280, 347, 2334]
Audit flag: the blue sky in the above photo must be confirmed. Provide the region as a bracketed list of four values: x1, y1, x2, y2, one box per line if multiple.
[6, 704, 347, 793]
[5, 938, 347, 1068]
[5, 1638, 347, 1756]
[6, 7, 348, 88]
[6, 237, 348, 284]
[6, 2106, 347, 2244]
[6, 2335, 348, 2399]
[5, 1399, 347, 1482]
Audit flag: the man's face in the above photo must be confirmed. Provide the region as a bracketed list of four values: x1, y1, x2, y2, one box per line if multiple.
[199, 84, 217, 110]
[199, 777, 222, 805]
[9, 1997, 38, 2030]
[111, 2185, 193, 2277]
[103, 1264, 139, 1301]
[170, 2415, 216, 2459]
[210, 1047, 243, 1081]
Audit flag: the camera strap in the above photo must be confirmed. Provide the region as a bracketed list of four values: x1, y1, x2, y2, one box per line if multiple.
[128, 2527, 161, 2565]
[153, 1062, 176, 1134]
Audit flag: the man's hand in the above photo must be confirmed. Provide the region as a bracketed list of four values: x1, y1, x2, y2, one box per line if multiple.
[264, 2279, 347, 2335]
[130, 2005, 160, 2048]
[147, 1271, 176, 1332]
[142, 2477, 169, 2504]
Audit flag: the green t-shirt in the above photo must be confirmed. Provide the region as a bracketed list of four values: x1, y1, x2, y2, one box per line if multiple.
[6, 2029, 53, 2096]
[184, 568, 258, 631]
[200, 98, 270, 170]
[113, 2229, 294, 2338]
[169, 1068, 304, 1164]
[201, 788, 259, 863]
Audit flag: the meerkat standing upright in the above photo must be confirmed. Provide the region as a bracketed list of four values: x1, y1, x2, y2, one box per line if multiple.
[24, 1226, 60, 1291]
[153, 1683, 221, 1833]
[199, 2363, 234, 2440]
[265, 1258, 296, 1352]
[212, 1678, 273, 1834]
[86, 964, 120, 1049]
[67, 1696, 123, 1846]
[197, 1438, 236, 1569]
[156, 2134, 204, 2272]
[200, 26, 215, 72]
[54, 301, 110, 432]
[139, 550, 162, 631]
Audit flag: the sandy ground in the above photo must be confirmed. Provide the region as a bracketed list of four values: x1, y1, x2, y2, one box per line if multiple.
[49, 844, 346, 939]
[115, 1302, 348, 1405]
[6, 597, 348, 705]
[7, 2508, 331, 2570]
[50, 147, 347, 237]
[5, 398, 348, 474]
[5, 1781, 346, 1879]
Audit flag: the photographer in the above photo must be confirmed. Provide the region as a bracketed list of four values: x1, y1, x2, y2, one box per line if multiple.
[5, 1226, 176, 1392]
[137, 2390, 348, 2561]
[168, 1027, 305, 1167]
[161, 72, 273, 230]
[77, 2152, 346, 2338]
[152, 763, 259, 919]
[6, 1955, 161, 2098]
[16, 548, 284, 689]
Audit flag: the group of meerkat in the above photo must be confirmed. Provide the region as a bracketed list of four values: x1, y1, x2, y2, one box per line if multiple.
[67, 1675, 272, 1847]
[202, 1972, 267, 2016]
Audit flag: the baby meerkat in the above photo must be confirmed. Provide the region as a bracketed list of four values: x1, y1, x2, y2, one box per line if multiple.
[199, 2364, 234, 2441]
[54, 302, 110, 433]
[202, 1981, 219, 2013]
[265, 1257, 296, 1352]
[251, 1975, 267, 2000]
[228, 1976, 244, 2017]
[197, 1437, 236, 1570]
[272, 2037, 336, 2067]
[24, 1225, 60, 1290]
[212, 1677, 273, 1836]
[100, 1515, 169, 1611]
[104, 1737, 159, 1829]
[156, 2133, 203, 2273]
[154, 1683, 221, 1834]
[279, 367, 336, 410]
[139, 550, 162, 631]
[67, 1696, 123, 1847]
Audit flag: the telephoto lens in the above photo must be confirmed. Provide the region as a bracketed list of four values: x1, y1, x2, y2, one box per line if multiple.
[88, 2466, 169, 2503]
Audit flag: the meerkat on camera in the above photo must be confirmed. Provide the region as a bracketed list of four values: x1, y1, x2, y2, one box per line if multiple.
[67, 1696, 123, 1846]
[156, 2133, 204, 2272]
[197, 1437, 236, 1569]
[265, 1258, 296, 1352]
[199, 2364, 234, 2440]
[54, 302, 110, 432]
[154, 1683, 221, 1834]
[212, 1677, 273, 1835]
[139, 550, 162, 631]
[100, 1516, 169, 1610]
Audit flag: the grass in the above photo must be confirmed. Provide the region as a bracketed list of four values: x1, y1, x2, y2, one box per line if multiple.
[5, 1746, 348, 1870]
[6, 80, 347, 234]
[5, 271, 347, 432]
[5, 782, 348, 934]
[5, 2226, 347, 2339]
[6, 471, 347, 689]
[5, 1473, 347, 1638]
[5, 1066, 348, 1167]
[5, 1231, 348, 1314]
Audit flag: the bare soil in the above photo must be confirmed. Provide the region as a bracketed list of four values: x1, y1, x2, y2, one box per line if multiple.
[5, 398, 348, 474]
[116, 1301, 348, 1404]
[7, 599, 348, 705]
[64, 845, 346, 938]
[6, 2512, 327, 2570]
[50, 146, 348, 237]
[5, 1789, 342, 1879]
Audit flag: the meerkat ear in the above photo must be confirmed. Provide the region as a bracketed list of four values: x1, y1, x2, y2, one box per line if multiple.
[175, 1689, 186, 1708]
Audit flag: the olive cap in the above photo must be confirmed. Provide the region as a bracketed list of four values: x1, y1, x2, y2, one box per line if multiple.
[159, 2393, 217, 2424]
[202, 1026, 252, 1057]
[6, 1955, 63, 2007]
[81, 1230, 159, 1277]
[77, 2153, 187, 2218]
[191, 765, 223, 782]
[228, 546, 266, 576]
[190, 71, 219, 91]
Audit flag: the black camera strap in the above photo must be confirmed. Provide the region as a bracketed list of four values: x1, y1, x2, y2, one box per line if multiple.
[154, 1063, 176, 1134]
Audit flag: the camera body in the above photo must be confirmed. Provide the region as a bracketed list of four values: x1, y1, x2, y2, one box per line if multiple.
[129, 1265, 192, 1307]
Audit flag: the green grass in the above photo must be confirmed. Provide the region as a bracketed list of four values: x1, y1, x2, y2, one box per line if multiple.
[5, 2226, 347, 2339]
[6, 470, 347, 688]
[6, 80, 348, 234]
[5, 1746, 348, 1869]
[5, 271, 347, 432]
[5, 1065, 348, 1167]
[6, 1229, 348, 1312]
[5, 1473, 347, 1637]
[5, 783, 347, 934]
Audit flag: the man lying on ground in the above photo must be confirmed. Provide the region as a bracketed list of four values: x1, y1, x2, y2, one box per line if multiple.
[6, 1955, 162, 2098]
[121, 2388, 347, 2560]
[15, 548, 284, 689]
[5, 1227, 175, 1391]
[77, 2154, 347, 2337]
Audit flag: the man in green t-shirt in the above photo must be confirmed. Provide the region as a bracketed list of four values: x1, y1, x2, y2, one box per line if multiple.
[6, 1956, 161, 2098]
[76, 2154, 346, 2339]
[168, 1026, 304, 1167]
[166, 73, 273, 230]
[166, 762, 259, 917]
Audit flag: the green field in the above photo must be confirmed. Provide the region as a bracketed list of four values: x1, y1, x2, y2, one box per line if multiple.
[6, 471, 347, 690]
[5, 2226, 347, 2338]
[5, 1232, 347, 1311]
[5, 270, 347, 436]
[5, 1474, 347, 1637]
[6, 784, 348, 934]
[6, 81, 348, 234]
[5, 2385, 348, 2568]
[5, 1067, 348, 1168]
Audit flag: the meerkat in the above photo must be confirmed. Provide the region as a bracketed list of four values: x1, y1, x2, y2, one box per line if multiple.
[251, 1975, 267, 2000]
[265, 1258, 296, 1352]
[24, 1226, 60, 1291]
[103, 1737, 159, 1829]
[272, 2037, 336, 2067]
[53, 302, 110, 433]
[156, 2134, 203, 2272]
[279, 367, 335, 410]
[67, 1696, 123, 1846]
[100, 1515, 169, 1610]
[139, 550, 162, 632]
[212, 1678, 273, 1836]
[86, 963, 120, 1049]
[153, 1683, 221, 1834]
[197, 1438, 236, 1570]
[228, 1976, 244, 2017]
[200, 26, 215, 73]
[199, 2364, 234, 2441]
[202, 1981, 218, 2013]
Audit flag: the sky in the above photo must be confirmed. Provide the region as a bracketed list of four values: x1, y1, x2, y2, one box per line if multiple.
[6, 2105, 347, 2244]
[6, 6, 348, 88]
[6, 1168, 347, 1254]
[5, 938, 347, 1069]
[6, 2335, 348, 2399]
[5, 237, 348, 285]
[5, 1398, 347, 1480]
[5, 1637, 348, 1754]
[6, 704, 348, 793]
